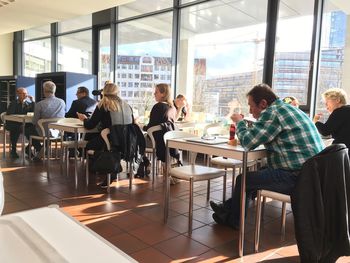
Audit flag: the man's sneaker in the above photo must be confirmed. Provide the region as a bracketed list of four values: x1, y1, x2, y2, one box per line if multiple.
[99, 174, 117, 188]
[10, 150, 19, 159]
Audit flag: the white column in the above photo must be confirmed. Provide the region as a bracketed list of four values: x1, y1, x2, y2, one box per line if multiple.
[0, 33, 13, 75]
[177, 38, 195, 103]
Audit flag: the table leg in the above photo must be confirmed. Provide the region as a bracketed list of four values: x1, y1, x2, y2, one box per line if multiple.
[74, 129, 78, 189]
[47, 135, 51, 178]
[239, 151, 248, 257]
[2, 122, 6, 159]
[164, 142, 170, 223]
[21, 119, 25, 165]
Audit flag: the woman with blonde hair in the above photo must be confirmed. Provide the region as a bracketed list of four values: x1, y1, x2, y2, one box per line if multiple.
[143, 83, 175, 131]
[313, 87, 350, 150]
[78, 83, 133, 187]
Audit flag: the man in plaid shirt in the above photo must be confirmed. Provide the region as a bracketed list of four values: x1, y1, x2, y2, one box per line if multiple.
[210, 84, 324, 229]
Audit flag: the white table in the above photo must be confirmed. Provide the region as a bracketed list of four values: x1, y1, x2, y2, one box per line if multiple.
[3, 114, 33, 165]
[165, 138, 266, 257]
[48, 123, 97, 188]
[0, 206, 137, 262]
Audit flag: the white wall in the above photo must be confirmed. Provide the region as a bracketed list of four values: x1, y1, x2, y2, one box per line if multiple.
[0, 33, 13, 76]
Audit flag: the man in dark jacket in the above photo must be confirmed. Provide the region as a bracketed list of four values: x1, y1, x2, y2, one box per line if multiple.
[65, 86, 96, 118]
[5, 87, 35, 158]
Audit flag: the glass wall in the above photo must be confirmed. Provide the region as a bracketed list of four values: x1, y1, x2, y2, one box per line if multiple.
[58, 14, 92, 33]
[118, 0, 172, 20]
[57, 30, 92, 74]
[177, 0, 268, 120]
[99, 28, 111, 88]
[116, 12, 173, 118]
[272, 0, 315, 105]
[314, 1, 348, 120]
[24, 38, 51, 77]
[24, 24, 50, 40]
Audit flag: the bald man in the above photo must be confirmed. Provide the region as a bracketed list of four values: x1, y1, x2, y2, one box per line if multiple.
[5, 87, 35, 158]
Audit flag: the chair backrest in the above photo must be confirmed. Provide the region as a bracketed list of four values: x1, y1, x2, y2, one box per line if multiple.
[147, 125, 162, 150]
[57, 118, 83, 125]
[0, 173, 4, 215]
[37, 118, 64, 137]
[164, 130, 197, 164]
[101, 128, 111, 151]
[203, 122, 224, 136]
[0, 112, 6, 124]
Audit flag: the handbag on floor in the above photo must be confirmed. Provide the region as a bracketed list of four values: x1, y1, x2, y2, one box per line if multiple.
[92, 149, 122, 174]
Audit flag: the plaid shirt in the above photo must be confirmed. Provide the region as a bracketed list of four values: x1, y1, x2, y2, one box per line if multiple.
[236, 99, 324, 170]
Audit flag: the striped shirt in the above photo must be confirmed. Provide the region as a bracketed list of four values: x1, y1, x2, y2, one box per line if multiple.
[236, 99, 324, 170]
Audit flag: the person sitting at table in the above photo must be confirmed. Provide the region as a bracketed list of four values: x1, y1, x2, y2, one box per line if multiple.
[65, 86, 96, 118]
[77, 82, 134, 188]
[282, 96, 300, 108]
[313, 88, 350, 151]
[210, 83, 324, 229]
[142, 83, 177, 160]
[5, 87, 35, 159]
[27, 81, 66, 157]
[173, 94, 190, 121]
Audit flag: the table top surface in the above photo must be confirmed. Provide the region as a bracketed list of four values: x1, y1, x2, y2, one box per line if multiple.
[0, 207, 137, 263]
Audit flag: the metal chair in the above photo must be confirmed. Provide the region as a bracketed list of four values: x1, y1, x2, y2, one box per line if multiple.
[1, 112, 8, 159]
[254, 190, 291, 252]
[56, 118, 88, 174]
[28, 118, 63, 160]
[164, 130, 226, 234]
[145, 125, 162, 183]
[85, 128, 133, 192]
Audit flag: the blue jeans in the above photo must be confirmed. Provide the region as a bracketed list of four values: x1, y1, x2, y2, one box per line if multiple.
[222, 168, 298, 228]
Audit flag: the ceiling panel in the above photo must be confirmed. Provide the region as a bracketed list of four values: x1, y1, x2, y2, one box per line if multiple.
[0, 0, 132, 35]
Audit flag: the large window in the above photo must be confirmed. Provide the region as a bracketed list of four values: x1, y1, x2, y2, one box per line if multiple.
[24, 25, 50, 40]
[272, 0, 315, 105]
[314, 1, 348, 119]
[177, 0, 268, 119]
[24, 38, 51, 77]
[58, 14, 92, 33]
[57, 30, 92, 74]
[117, 12, 173, 117]
[99, 28, 111, 88]
[118, 0, 172, 20]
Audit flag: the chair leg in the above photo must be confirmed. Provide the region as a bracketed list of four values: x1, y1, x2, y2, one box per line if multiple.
[152, 151, 156, 184]
[107, 173, 111, 193]
[189, 177, 194, 234]
[129, 162, 133, 189]
[232, 166, 236, 198]
[206, 180, 210, 202]
[261, 196, 267, 220]
[85, 154, 89, 186]
[29, 138, 32, 160]
[254, 190, 263, 252]
[281, 202, 287, 241]
[223, 173, 227, 201]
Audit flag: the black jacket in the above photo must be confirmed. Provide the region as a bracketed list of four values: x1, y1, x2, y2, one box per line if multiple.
[109, 123, 145, 162]
[65, 96, 96, 118]
[291, 144, 350, 263]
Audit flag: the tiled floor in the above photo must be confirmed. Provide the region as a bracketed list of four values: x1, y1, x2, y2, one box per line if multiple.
[1, 142, 350, 262]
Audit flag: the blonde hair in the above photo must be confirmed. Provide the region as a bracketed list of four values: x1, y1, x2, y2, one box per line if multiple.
[98, 83, 122, 111]
[156, 83, 173, 106]
[322, 88, 347, 105]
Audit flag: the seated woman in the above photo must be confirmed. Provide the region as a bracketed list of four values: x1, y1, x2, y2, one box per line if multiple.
[142, 83, 176, 162]
[143, 83, 176, 132]
[313, 88, 350, 150]
[77, 83, 133, 187]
